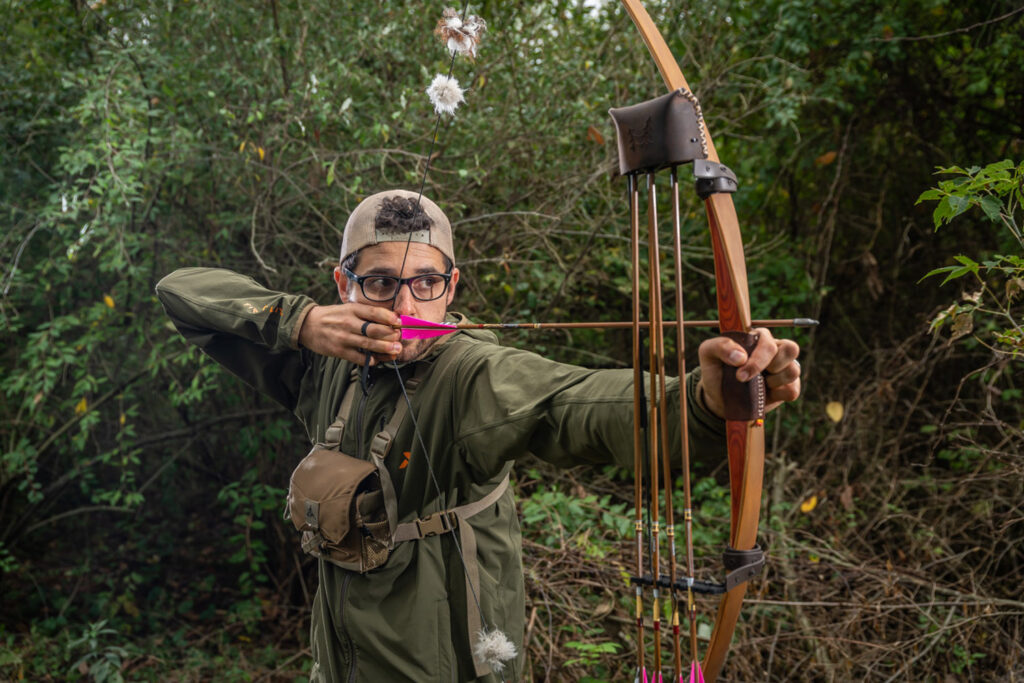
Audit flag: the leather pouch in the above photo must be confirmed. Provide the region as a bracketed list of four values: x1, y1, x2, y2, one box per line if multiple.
[286, 447, 392, 573]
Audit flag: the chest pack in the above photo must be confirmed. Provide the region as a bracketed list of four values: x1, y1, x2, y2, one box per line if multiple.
[284, 362, 509, 575]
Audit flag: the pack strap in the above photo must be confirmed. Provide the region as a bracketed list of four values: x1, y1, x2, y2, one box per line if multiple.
[393, 472, 511, 678]
[392, 473, 509, 542]
[320, 366, 425, 453]
[369, 371, 422, 461]
[320, 368, 360, 449]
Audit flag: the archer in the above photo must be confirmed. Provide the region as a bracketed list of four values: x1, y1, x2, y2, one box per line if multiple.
[156, 188, 801, 681]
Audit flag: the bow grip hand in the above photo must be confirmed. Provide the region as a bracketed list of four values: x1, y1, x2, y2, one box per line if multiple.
[698, 329, 802, 420]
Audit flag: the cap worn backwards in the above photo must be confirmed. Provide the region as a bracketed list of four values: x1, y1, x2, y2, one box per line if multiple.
[340, 190, 454, 263]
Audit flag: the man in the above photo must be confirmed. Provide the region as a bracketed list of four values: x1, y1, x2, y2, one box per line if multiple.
[156, 189, 801, 682]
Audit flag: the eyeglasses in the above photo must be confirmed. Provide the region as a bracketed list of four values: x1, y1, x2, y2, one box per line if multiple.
[343, 267, 453, 303]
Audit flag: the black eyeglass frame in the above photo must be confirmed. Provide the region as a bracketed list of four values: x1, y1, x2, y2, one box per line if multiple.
[342, 266, 454, 303]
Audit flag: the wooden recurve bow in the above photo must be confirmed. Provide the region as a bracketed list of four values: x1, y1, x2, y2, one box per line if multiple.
[617, 2, 768, 680]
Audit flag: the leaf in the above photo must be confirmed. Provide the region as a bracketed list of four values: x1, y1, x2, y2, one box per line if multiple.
[586, 126, 604, 145]
[800, 494, 818, 513]
[1007, 278, 1023, 301]
[74, 397, 88, 415]
[839, 485, 854, 511]
[103, 294, 115, 308]
[257, 146, 265, 161]
[238, 141, 246, 153]
[950, 312, 973, 340]
[925, 256, 980, 285]
[919, 265, 957, 283]
[978, 195, 1002, 222]
[947, 194, 970, 219]
[826, 401, 844, 423]
[121, 598, 140, 617]
[814, 150, 837, 166]
[961, 288, 982, 303]
[932, 196, 954, 229]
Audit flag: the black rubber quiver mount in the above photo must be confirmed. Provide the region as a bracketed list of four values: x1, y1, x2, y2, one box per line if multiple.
[694, 159, 739, 199]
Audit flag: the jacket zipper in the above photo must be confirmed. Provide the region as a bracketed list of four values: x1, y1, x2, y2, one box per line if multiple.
[355, 373, 372, 460]
[338, 573, 357, 683]
[346, 369, 371, 681]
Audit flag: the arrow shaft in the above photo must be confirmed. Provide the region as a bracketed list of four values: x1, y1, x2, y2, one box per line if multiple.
[398, 318, 816, 331]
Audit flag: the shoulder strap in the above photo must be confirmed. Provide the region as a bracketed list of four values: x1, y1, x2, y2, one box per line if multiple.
[319, 364, 426, 452]
[320, 368, 360, 449]
[369, 369, 424, 460]
[368, 365, 427, 539]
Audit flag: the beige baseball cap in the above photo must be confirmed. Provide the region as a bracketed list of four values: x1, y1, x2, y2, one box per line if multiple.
[340, 189, 454, 263]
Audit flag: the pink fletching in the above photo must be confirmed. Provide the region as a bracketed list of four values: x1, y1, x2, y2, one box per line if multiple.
[688, 661, 705, 683]
[399, 314, 457, 340]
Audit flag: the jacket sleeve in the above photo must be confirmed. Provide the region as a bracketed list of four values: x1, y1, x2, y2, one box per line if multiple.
[155, 267, 319, 412]
[447, 340, 726, 477]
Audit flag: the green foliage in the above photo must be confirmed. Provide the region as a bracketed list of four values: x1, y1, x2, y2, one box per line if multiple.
[919, 160, 1023, 242]
[949, 644, 987, 674]
[520, 476, 630, 559]
[68, 621, 128, 683]
[918, 160, 1024, 355]
[217, 470, 287, 598]
[563, 627, 622, 670]
[2, 0, 1023, 679]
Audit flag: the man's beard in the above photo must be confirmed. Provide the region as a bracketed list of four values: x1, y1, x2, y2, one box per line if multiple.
[395, 335, 441, 363]
[345, 287, 445, 364]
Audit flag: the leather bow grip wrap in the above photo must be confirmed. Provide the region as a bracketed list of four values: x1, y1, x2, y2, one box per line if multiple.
[719, 332, 766, 422]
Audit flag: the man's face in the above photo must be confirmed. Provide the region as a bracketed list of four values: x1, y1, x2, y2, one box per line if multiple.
[336, 241, 459, 362]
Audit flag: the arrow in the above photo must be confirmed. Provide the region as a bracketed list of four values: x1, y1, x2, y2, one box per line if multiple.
[397, 314, 818, 340]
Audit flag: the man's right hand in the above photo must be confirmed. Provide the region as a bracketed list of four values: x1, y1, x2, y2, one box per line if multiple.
[297, 304, 403, 365]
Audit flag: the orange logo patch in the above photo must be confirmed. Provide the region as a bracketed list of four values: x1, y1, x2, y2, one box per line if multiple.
[399, 451, 410, 469]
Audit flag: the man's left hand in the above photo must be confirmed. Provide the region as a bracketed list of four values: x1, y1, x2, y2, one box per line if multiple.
[697, 329, 802, 420]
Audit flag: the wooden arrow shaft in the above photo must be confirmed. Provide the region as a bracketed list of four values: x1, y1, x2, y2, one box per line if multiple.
[397, 318, 816, 331]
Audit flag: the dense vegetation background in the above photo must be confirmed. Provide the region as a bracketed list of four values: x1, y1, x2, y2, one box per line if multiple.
[2, 0, 1022, 680]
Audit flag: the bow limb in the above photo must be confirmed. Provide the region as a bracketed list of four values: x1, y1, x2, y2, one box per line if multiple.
[618, 2, 766, 681]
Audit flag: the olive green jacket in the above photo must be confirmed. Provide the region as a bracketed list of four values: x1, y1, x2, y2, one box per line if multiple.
[155, 267, 725, 682]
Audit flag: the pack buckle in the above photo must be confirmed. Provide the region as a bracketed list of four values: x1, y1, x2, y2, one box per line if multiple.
[416, 510, 458, 538]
